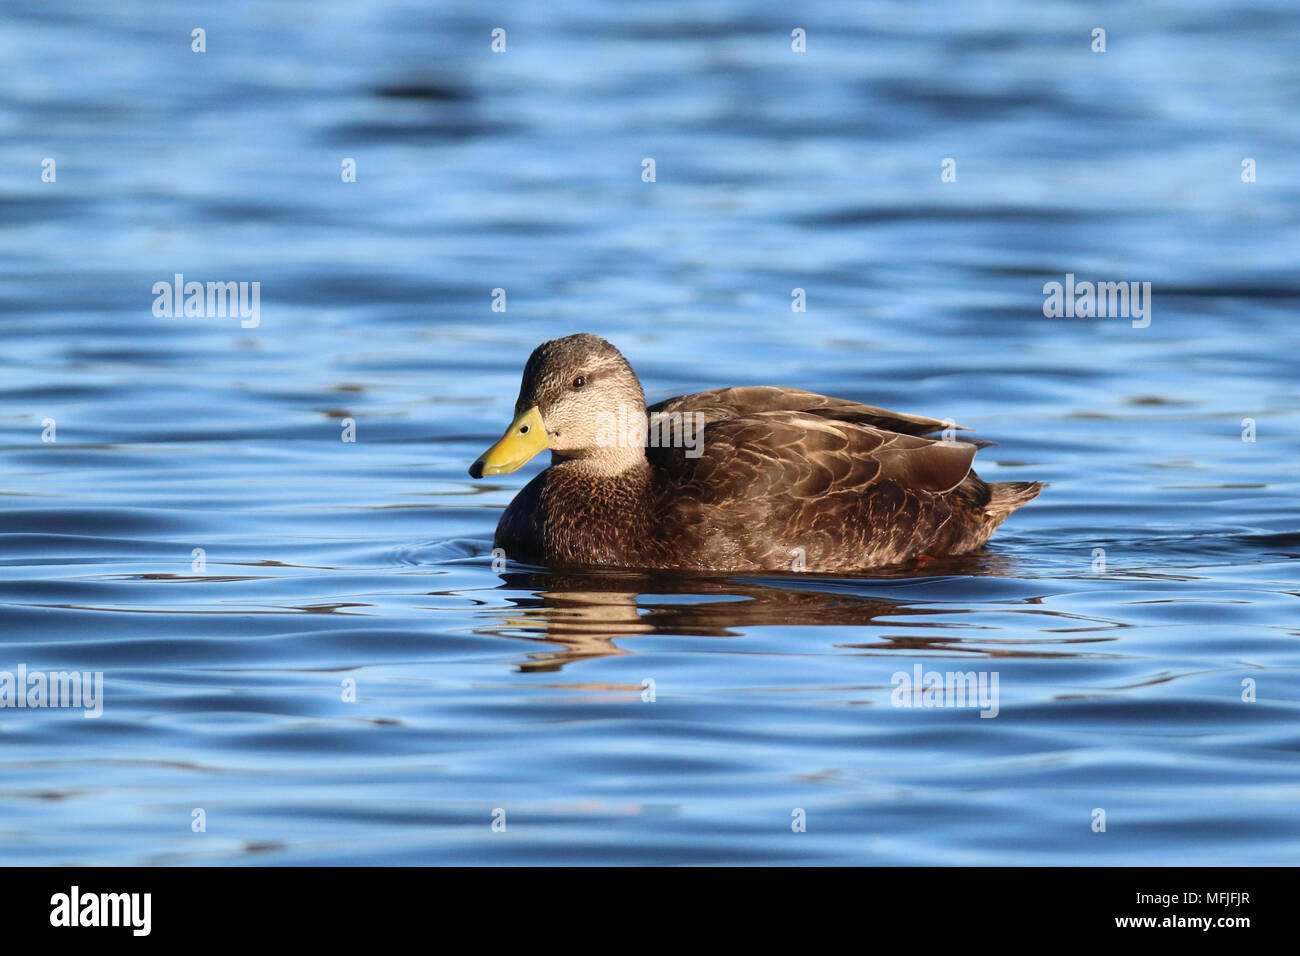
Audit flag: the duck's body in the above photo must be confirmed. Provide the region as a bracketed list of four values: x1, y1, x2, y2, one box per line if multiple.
[472, 336, 1041, 573]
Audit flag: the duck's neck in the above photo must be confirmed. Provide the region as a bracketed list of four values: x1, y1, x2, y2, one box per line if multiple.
[549, 445, 647, 478]
[531, 451, 653, 567]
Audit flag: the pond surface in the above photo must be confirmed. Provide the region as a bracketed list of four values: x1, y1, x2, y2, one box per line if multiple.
[1, 0, 1298, 864]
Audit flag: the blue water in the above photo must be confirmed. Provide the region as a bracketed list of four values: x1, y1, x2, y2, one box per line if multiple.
[1, 0, 1298, 865]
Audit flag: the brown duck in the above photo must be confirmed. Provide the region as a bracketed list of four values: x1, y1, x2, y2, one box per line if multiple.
[469, 333, 1041, 572]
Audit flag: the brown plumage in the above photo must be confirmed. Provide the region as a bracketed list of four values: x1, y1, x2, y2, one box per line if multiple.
[469, 333, 1042, 572]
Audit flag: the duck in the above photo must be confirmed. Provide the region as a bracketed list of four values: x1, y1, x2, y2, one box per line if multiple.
[468, 333, 1041, 573]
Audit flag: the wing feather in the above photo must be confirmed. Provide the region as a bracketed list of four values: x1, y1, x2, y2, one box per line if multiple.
[648, 385, 967, 436]
[650, 410, 975, 505]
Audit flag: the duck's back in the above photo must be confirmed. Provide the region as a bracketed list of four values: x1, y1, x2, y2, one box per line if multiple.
[639, 390, 1041, 572]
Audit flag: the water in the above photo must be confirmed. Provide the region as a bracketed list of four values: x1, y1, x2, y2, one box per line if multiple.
[1, 0, 1298, 865]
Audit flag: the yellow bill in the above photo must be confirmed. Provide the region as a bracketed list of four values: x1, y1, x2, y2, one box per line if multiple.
[469, 406, 552, 477]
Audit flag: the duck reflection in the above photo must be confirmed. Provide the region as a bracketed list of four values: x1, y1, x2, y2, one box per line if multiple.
[484, 551, 1019, 672]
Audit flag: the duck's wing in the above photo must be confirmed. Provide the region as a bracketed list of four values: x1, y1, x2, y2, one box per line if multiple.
[648, 385, 966, 436]
[650, 409, 977, 506]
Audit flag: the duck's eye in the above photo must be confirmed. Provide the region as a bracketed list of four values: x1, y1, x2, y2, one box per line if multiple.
[572, 375, 586, 389]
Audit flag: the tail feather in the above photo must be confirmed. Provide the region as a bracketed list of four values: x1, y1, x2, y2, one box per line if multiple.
[985, 481, 1044, 517]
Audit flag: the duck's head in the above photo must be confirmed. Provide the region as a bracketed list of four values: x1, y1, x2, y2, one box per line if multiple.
[469, 333, 647, 478]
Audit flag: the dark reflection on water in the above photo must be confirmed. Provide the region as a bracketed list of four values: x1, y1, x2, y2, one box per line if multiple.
[492, 570, 939, 669]
[2, 0, 1300, 864]
[486, 556, 1072, 671]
